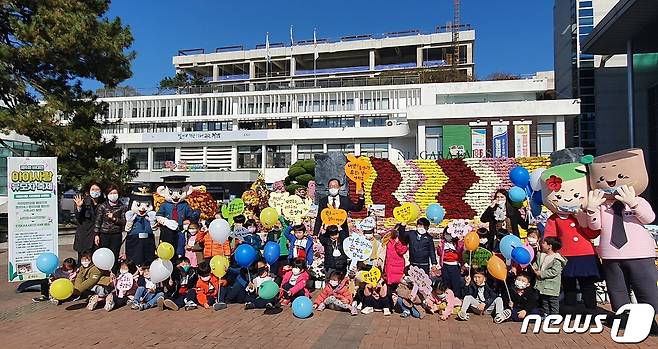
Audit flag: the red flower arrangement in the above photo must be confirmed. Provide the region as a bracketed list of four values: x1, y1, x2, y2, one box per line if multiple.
[436, 159, 479, 219]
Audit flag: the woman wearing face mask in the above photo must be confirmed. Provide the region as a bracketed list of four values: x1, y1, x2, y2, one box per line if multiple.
[94, 184, 128, 263]
[73, 182, 104, 263]
[480, 189, 528, 252]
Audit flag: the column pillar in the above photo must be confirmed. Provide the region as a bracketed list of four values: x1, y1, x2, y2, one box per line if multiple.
[212, 65, 220, 82]
[369, 50, 375, 71]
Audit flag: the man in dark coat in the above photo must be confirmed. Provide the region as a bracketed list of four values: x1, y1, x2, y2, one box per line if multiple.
[313, 178, 364, 235]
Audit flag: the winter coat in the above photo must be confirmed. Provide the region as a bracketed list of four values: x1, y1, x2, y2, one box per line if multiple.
[384, 237, 408, 284]
[74, 264, 110, 293]
[437, 239, 464, 267]
[532, 252, 567, 297]
[480, 204, 528, 239]
[505, 287, 540, 312]
[314, 277, 353, 305]
[426, 289, 462, 318]
[195, 275, 220, 306]
[94, 201, 128, 235]
[200, 231, 231, 258]
[461, 282, 499, 310]
[281, 270, 311, 298]
[319, 229, 348, 270]
[74, 196, 102, 252]
[395, 280, 424, 308]
[398, 225, 437, 266]
[164, 267, 198, 299]
[282, 226, 314, 267]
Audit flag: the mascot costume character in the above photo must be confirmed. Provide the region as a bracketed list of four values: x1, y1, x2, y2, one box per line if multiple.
[124, 185, 157, 266]
[156, 176, 200, 257]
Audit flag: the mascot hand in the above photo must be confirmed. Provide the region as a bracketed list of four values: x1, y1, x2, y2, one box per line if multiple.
[164, 220, 179, 230]
[156, 216, 168, 225]
[586, 190, 606, 212]
[614, 185, 639, 208]
[146, 211, 157, 222]
[125, 211, 136, 222]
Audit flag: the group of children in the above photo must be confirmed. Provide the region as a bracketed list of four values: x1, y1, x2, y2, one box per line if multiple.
[35, 214, 570, 324]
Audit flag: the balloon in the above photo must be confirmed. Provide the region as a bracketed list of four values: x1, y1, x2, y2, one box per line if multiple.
[292, 296, 313, 318]
[209, 218, 231, 243]
[487, 255, 507, 281]
[50, 279, 74, 300]
[520, 244, 536, 268]
[210, 255, 229, 278]
[258, 280, 279, 300]
[530, 197, 542, 217]
[263, 241, 281, 265]
[508, 186, 526, 203]
[35, 252, 59, 275]
[531, 190, 543, 205]
[511, 246, 531, 265]
[509, 166, 530, 188]
[260, 207, 279, 228]
[92, 248, 115, 271]
[464, 232, 480, 252]
[156, 242, 175, 260]
[425, 203, 446, 224]
[529, 168, 545, 191]
[499, 234, 522, 260]
[150, 258, 173, 283]
[235, 244, 257, 268]
[408, 203, 421, 222]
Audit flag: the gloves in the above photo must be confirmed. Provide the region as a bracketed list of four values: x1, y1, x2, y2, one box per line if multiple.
[164, 220, 179, 230]
[146, 211, 157, 222]
[125, 211, 136, 222]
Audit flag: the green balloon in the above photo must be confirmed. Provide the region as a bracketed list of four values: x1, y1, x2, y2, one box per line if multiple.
[258, 280, 279, 300]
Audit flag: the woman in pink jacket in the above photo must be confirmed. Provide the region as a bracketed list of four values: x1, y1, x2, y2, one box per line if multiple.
[384, 226, 408, 308]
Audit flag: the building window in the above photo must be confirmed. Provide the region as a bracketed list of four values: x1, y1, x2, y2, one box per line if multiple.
[578, 8, 593, 17]
[129, 124, 150, 133]
[182, 121, 232, 132]
[101, 123, 123, 134]
[299, 117, 355, 128]
[238, 119, 292, 130]
[361, 116, 389, 127]
[327, 144, 354, 153]
[266, 145, 291, 168]
[360, 143, 388, 158]
[238, 146, 262, 168]
[127, 148, 148, 170]
[152, 147, 175, 170]
[297, 144, 324, 160]
[537, 124, 555, 156]
[154, 123, 177, 132]
[425, 126, 443, 156]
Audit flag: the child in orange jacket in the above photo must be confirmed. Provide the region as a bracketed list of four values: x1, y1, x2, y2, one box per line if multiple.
[313, 270, 357, 315]
[194, 261, 223, 310]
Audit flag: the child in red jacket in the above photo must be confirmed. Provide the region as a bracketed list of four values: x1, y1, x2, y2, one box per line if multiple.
[194, 261, 221, 310]
[313, 270, 357, 315]
[279, 258, 311, 306]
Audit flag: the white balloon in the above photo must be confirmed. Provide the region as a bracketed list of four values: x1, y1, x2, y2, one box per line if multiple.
[92, 248, 115, 271]
[150, 258, 173, 283]
[529, 168, 546, 192]
[209, 219, 231, 243]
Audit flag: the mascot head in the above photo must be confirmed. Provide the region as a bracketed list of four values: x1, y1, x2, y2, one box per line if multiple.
[157, 175, 193, 205]
[130, 185, 154, 216]
[589, 148, 648, 199]
[541, 163, 588, 215]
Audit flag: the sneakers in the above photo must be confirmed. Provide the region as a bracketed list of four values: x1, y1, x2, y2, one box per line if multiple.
[280, 299, 291, 306]
[86, 295, 99, 311]
[350, 306, 358, 316]
[401, 310, 411, 318]
[49, 298, 60, 305]
[130, 302, 140, 310]
[32, 295, 47, 303]
[184, 300, 197, 311]
[213, 302, 227, 311]
[374, 308, 383, 312]
[494, 309, 512, 324]
[104, 293, 115, 312]
[244, 302, 255, 310]
[361, 307, 374, 315]
[383, 308, 391, 316]
[164, 299, 179, 311]
[156, 296, 165, 311]
[138, 303, 148, 311]
[457, 310, 470, 321]
[316, 302, 326, 312]
[357, 302, 363, 310]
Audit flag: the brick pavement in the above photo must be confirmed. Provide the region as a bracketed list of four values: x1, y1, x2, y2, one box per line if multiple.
[0, 246, 656, 349]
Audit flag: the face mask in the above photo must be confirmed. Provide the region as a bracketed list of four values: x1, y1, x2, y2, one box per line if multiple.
[527, 238, 538, 246]
[90, 191, 101, 199]
[557, 205, 580, 213]
[107, 193, 119, 202]
[183, 224, 189, 230]
[188, 229, 197, 235]
[328, 188, 339, 196]
[200, 275, 211, 282]
[479, 238, 488, 245]
[248, 227, 256, 233]
[515, 280, 528, 290]
[364, 234, 373, 240]
[292, 268, 301, 275]
[417, 228, 427, 235]
[329, 280, 339, 287]
[181, 265, 191, 272]
[81, 261, 90, 268]
[120, 268, 129, 274]
[437, 293, 447, 300]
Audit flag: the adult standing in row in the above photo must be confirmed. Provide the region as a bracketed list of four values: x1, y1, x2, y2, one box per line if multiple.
[480, 189, 528, 251]
[73, 183, 103, 262]
[94, 185, 128, 262]
[313, 178, 365, 235]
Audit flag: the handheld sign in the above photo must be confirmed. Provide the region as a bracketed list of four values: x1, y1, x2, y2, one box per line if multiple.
[408, 265, 432, 298]
[343, 234, 373, 269]
[115, 272, 134, 297]
[307, 204, 319, 218]
[320, 205, 347, 226]
[446, 219, 473, 239]
[360, 266, 381, 287]
[231, 226, 251, 241]
[268, 192, 289, 215]
[393, 202, 419, 223]
[357, 216, 376, 231]
[461, 247, 493, 268]
[282, 195, 310, 225]
[344, 154, 372, 191]
[221, 198, 245, 225]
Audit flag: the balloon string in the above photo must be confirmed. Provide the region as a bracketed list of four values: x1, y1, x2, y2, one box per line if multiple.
[469, 251, 473, 277]
[504, 282, 512, 303]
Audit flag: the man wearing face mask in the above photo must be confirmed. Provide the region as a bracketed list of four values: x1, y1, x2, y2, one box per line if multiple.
[319, 225, 348, 281]
[398, 218, 438, 275]
[313, 178, 365, 235]
[93, 184, 128, 263]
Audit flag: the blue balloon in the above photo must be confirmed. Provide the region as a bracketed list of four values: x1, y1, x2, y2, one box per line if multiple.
[425, 203, 445, 224]
[263, 241, 280, 266]
[530, 198, 542, 217]
[524, 184, 533, 198]
[500, 234, 522, 260]
[508, 186, 527, 203]
[35, 252, 59, 275]
[234, 244, 257, 268]
[531, 190, 543, 205]
[292, 296, 313, 319]
[511, 246, 531, 265]
[509, 166, 530, 188]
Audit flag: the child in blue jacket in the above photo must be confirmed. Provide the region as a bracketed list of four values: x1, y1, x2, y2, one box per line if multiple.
[283, 224, 314, 268]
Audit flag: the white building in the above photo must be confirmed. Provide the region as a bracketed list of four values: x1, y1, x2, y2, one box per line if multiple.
[98, 29, 579, 199]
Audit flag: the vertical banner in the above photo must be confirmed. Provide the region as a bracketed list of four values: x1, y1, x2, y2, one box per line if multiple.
[492, 125, 509, 158]
[471, 128, 487, 158]
[442, 125, 472, 158]
[514, 124, 531, 157]
[7, 157, 58, 282]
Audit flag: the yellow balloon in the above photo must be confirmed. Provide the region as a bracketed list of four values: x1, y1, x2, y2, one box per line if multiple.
[260, 207, 279, 228]
[210, 255, 229, 278]
[157, 242, 175, 260]
[50, 278, 74, 300]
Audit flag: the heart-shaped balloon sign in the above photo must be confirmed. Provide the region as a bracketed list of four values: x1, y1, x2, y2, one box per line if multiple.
[221, 198, 245, 225]
[320, 205, 348, 226]
[360, 266, 381, 287]
[268, 192, 289, 215]
[282, 195, 310, 225]
[393, 203, 418, 223]
[345, 154, 372, 191]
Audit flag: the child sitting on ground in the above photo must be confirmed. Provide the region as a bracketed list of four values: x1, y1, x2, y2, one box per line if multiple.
[244, 260, 278, 310]
[162, 256, 198, 311]
[313, 270, 357, 315]
[531, 236, 566, 315]
[279, 258, 311, 306]
[131, 263, 165, 311]
[362, 278, 390, 316]
[424, 279, 462, 321]
[394, 275, 426, 319]
[33, 257, 77, 303]
[504, 272, 541, 322]
[194, 261, 221, 310]
[105, 259, 138, 311]
[458, 268, 508, 323]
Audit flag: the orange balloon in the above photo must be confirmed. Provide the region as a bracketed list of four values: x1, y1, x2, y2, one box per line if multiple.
[464, 231, 480, 252]
[487, 255, 507, 281]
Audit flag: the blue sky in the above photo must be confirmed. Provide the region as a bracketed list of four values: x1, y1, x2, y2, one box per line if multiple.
[88, 0, 555, 90]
